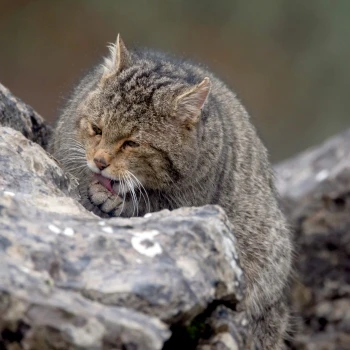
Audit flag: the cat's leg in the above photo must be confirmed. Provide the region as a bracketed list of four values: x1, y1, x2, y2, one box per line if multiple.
[250, 299, 289, 350]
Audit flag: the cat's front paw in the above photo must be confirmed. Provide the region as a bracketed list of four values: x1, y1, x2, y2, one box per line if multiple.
[88, 181, 123, 217]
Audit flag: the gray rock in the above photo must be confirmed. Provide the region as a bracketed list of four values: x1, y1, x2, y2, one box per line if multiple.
[0, 126, 246, 349]
[275, 130, 350, 350]
[0, 82, 52, 149]
[2, 80, 349, 349]
[196, 306, 256, 350]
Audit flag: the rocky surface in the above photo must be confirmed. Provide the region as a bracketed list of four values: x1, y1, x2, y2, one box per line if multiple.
[0, 82, 52, 149]
[0, 125, 249, 348]
[275, 130, 350, 350]
[196, 306, 255, 350]
[1, 83, 349, 349]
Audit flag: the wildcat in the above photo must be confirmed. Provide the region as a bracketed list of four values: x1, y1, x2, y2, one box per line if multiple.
[51, 35, 292, 349]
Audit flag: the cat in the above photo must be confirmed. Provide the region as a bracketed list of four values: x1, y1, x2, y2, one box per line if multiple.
[51, 35, 292, 349]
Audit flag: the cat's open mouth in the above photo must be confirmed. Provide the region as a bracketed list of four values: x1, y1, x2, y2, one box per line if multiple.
[94, 173, 124, 195]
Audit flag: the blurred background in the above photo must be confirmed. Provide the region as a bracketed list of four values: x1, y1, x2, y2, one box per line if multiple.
[0, 0, 349, 162]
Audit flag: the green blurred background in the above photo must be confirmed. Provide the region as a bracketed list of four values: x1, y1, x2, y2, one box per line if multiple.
[1, 0, 349, 161]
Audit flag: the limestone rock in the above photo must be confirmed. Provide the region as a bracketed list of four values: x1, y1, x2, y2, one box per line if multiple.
[2, 80, 349, 349]
[0, 82, 52, 149]
[275, 130, 350, 350]
[0, 125, 246, 348]
[196, 306, 255, 350]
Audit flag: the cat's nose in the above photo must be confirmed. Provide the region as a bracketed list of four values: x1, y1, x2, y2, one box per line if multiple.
[94, 156, 110, 170]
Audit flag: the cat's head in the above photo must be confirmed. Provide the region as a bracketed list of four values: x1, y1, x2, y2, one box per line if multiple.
[75, 35, 211, 194]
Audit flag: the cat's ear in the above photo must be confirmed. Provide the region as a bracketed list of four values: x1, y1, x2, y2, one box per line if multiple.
[174, 77, 211, 126]
[114, 34, 132, 72]
[102, 34, 132, 79]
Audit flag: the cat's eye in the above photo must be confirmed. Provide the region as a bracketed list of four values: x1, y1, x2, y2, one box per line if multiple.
[122, 140, 139, 149]
[92, 124, 102, 135]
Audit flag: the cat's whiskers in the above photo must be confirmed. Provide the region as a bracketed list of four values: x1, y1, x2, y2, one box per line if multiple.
[59, 141, 87, 177]
[62, 156, 86, 163]
[61, 148, 85, 154]
[118, 174, 127, 216]
[63, 163, 86, 170]
[60, 153, 86, 166]
[126, 173, 138, 217]
[128, 171, 150, 213]
[59, 143, 84, 150]
[61, 156, 85, 163]
[64, 163, 86, 170]
[65, 137, 85, 148]
[126, 170, 150, 214]
[62, 140, 84, 148]
[61, 148, 85, 157]
[122, 173, 135, 216]
[62, 160, 86, 170]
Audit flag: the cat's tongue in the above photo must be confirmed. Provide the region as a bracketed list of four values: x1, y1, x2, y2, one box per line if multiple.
[94, 174, 115, 194]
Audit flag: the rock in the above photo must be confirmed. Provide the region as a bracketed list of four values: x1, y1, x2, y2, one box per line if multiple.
[0, 83, 52, 150]
[2, 81, 350, 349]
[196, 306, 255, 350]
[275, 129, 350, 350]
[0, 126, 247, 348]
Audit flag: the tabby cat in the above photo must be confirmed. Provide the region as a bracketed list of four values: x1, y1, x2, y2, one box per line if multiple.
[51, 35, 292, 349]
